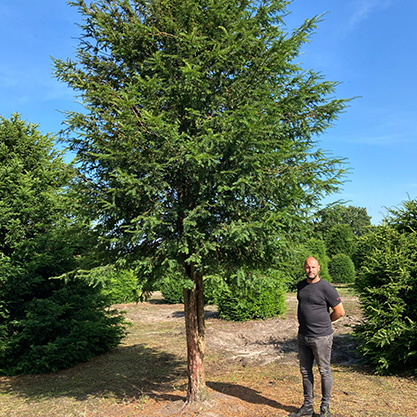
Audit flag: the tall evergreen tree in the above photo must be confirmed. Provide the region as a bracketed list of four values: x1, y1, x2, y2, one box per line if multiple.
[54, 0, 348, 401]
[0, 114, 126, 375]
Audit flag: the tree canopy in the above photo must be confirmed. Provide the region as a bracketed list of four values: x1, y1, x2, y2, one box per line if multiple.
[313, 204, 372, 237]
[54, 0, 349, 401]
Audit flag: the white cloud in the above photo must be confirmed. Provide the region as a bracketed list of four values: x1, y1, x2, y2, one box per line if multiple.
[348, 0, 393, 28]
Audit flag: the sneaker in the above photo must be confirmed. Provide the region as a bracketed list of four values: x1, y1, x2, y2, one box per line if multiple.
[320, 406, 332, 417]
[288, 404, 314, 417]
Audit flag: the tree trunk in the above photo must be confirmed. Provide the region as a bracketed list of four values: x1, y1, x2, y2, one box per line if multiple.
[183, 270, 207, 403]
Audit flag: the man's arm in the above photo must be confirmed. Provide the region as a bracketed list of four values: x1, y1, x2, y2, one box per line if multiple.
[330, 302, 345, 322]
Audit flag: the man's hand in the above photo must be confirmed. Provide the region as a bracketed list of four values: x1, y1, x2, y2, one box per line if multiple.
[330, 303, 345, 322]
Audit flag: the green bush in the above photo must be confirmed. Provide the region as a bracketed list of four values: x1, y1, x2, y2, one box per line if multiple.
[160, 275, 186, 304]
[0, 115, 128, 376]
[328, 253, 356, 283]
[203, 274, 227, 305]
[217, 269, 286, 321]
[325, 224, 357, 258]
[0, 268, 127, 375]
[100, 268, 141, 304]
[352, 233, 373, 271]
[354, 225, 417, 376]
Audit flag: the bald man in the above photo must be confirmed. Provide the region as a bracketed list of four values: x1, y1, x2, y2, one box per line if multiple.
[289, 257, 345, 417]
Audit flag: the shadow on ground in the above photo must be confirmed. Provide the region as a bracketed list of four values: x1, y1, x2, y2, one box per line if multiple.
[207, 381, 296, 414]
[0, 344, 187, 403]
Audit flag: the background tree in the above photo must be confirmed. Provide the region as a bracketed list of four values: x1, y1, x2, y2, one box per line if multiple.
[324, 223, 357, 258]
[0, 114, 126, 375]
[54, 0, 348, 401]
[313, 204, 372, 237]
[385, 198, 417, 234]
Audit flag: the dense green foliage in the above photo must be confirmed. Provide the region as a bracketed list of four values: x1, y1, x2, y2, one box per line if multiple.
[328, 253, 355, 283]
[386, 199, 417, 234]
[313, 204, 372, 237]
[352, 232, 374, 271]
[324, 224, 357, 258]
[0, 115, 127, 375]
[160, 275, 186, 304]
[354, 201, 417, 376]
[54, 0, 348, 290]
[284, 237, 331, 290]
[312, 204, 373, 277]
[217, 269, 286, 321]
[100, 268, 141, 304]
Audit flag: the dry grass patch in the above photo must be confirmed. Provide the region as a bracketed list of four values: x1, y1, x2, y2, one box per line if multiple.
[0, 289, 416, 417]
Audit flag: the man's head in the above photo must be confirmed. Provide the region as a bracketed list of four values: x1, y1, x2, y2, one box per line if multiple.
[304, 257, 320, 283]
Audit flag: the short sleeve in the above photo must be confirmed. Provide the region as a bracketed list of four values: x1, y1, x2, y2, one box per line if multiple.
[325, 283, 342, 308]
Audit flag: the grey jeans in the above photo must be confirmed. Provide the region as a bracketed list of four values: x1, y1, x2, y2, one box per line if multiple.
[297, 333, 334, 409]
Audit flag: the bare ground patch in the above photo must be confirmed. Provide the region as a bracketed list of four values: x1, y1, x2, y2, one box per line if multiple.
[1, 291, 416, 417]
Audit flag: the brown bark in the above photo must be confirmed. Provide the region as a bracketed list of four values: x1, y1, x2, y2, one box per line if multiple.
[183, 270, 207, 403]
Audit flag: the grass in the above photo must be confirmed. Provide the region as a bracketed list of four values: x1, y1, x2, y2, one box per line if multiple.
[0, 292, 416, 417]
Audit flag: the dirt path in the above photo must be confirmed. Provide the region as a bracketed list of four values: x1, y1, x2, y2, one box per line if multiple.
[125, 292, 361, 369]
[112, 291, 363, 417]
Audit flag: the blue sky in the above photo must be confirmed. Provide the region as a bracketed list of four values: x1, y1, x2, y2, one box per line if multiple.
[1, 0, 416, 225]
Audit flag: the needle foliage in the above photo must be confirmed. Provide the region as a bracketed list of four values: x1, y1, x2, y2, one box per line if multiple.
[0, 115, 127, 375]
[54, 0, 348, 281]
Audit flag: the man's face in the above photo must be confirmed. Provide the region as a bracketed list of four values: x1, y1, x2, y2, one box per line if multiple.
[304, 258, 320, 281]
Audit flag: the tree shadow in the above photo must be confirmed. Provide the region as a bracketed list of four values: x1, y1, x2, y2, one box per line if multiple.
[0, 344, 187, 403]
[332, 334, 362, 366]
[207, 381, 296, 413]
[276, 334, 362, 367]
[171, 309, 219, 320]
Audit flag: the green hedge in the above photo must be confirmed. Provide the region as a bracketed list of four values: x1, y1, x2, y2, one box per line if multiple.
[354, 226, 417, 376]
[217, 269, 286, 321]
[325, 224, 357, 258]
[159, 275, 186, 304]
[100, 268, 141, 304]
[0, 271, 127, 375]
[328, 253, 356, 283]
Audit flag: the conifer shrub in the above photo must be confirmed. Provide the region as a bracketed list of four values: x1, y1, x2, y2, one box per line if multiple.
[328, 253, 356, 283]
[217, 269, 286, 321]
[0, 266, 127, 375]
[203, 274, 227, 305]
[160, 275, 186, 304]
[352, 233, 374, 271]
[325, 224, 357, 258]
[100, 268, 141, 304]
[159, 273, 225, 305]
[0, 115, 128, 376]
[354, 225, 417, 376]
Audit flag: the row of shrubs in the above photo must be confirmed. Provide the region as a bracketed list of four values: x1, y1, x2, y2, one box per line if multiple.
[106, 236, 355, 322]
[159, 269, 287, 321]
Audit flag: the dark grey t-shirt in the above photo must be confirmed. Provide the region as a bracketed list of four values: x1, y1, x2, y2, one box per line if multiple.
[297, 279, 342, 337]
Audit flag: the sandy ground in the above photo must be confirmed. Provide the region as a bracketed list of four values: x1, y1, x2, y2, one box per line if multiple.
[113, 292, 364, 417]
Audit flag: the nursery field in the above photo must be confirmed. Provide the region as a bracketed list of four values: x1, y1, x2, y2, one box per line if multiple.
[0, 288, 416, 417]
